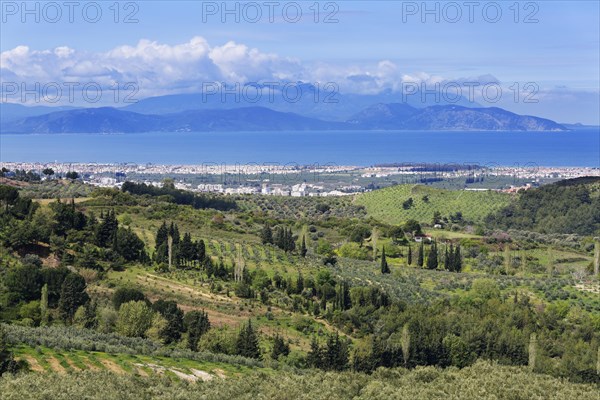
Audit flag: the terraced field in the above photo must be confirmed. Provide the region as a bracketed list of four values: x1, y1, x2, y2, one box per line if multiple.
[354, 184, 512, 225]
[13, 345, 249, 381]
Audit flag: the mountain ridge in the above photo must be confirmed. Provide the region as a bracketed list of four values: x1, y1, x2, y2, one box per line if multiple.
[0, 104, 568, 133]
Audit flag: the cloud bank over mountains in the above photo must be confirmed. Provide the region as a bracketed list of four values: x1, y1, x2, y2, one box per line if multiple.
[1, 36, 597, 124]
[0, 36, 499, 98]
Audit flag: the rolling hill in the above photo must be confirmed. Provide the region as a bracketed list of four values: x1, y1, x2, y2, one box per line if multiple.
[354, 184, 512, 225]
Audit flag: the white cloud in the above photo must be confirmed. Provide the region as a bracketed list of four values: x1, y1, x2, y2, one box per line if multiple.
[5, 36, 592, 120]
[1, 36, 457, 101]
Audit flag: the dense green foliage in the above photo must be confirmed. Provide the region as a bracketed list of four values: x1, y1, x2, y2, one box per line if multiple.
[122, 181, 236, 211]
[0, 326, 23, 376]
[1, 361, 598, 400]
[1, 177, 599, 396]
[486, 179, 600, 235]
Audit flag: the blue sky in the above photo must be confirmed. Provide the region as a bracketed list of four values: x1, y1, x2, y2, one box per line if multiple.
[1, 1, 599, 123]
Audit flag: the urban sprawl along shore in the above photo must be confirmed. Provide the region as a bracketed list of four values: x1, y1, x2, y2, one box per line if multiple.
[1, 162, 598, 197]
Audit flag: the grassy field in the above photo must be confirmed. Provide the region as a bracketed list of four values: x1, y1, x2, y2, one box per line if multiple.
[354, 184, 512, 225]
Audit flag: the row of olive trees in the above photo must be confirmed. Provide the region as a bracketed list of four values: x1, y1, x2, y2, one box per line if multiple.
[1, 360, 599, 400]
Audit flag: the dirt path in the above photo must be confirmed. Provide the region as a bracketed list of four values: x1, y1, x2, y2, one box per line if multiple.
[19, 355, 45, 373]
[136, 363, 214, 382]
[46, 357, 67, 374]
[81, 358, 101, 371]
[140, 273, 234, 303]
[135, 366, 149, 377]
[99, 359, 126, 374]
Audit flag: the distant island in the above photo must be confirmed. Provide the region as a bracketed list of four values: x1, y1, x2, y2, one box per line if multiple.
[1, 102, 567, 133]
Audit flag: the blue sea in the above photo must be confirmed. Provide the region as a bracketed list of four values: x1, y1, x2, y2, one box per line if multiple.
[1, 129, 599, 167]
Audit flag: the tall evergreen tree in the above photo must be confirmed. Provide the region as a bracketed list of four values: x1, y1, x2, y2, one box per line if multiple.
[58, 273, 89, 323]
[445, 244, 453, 271]
[407, 245, 412, 266]
[426, 241, 438, 270]
[96, 209, 118, 247]
[381, 246, 390, 274]
[285, 228, 295, 252]
[260, 224, 273, 245]
[184, 310, 211, 352]
[307, 336, 323, 368]
[40, 283, 49, 326]
[296, 273, 304, 294]
[196, 239, 206, 264]
[155, 222, 169, 248]
[271, 334, 290, 360]
[334, 281, 351, 311]
[152, 299, 184, 344]
[300, 235, 307, 258]
[453, 245, 462, 272]
[115, 227, 146, 262]
[323, 333, 349, 371]
[417, 242, 424, 267]
[169, 222, 180, 245]
[236, 320, 261, 359]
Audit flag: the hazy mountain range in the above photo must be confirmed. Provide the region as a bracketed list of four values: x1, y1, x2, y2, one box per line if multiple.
[0, 91, 568, 133]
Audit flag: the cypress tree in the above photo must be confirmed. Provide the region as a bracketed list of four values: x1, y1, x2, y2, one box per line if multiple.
[417, 242, 424, 267]
[169, 222, 180, 245]
[58, 273, 90, 323]
[381, 246, 390, 274]
[407, 245, 412, 266]
[445, 244, 454, 271]
[300, 235, 307, 258]
[273, 226, 283, 249]
[427, 241, 438, 270]
[307, 336, 323, 368]
[454, 245, 462, 272]
[334, 281, 350, 311]
[196, 239, 206, 263]
[40, 283, 49, 326]
[180, 233, 193, 265]
[286, 228, 295, 252]
[261, 224, 273, 245]
[296, 273, 304, 294]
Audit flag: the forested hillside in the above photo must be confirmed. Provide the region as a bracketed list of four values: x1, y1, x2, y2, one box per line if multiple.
[486, 178, 600, 235]
[0, 178, 599, 398]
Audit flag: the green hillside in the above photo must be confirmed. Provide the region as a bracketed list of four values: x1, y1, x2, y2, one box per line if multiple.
[1, 179, 599, 397]
[354, 184, 512, 225]
[486, 178, 600, 235]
